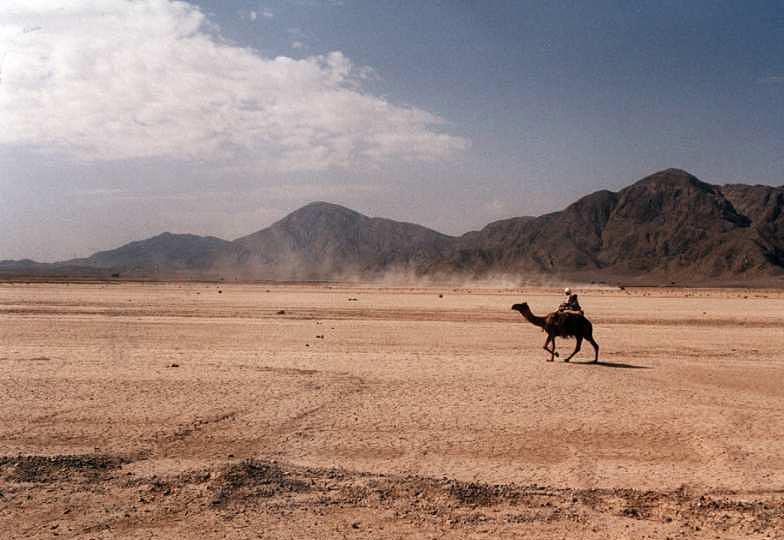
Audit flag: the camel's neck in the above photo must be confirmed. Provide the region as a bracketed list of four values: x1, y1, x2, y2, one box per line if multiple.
[519, 307, 548, 329]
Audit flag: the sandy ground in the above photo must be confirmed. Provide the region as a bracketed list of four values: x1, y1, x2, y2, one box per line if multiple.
[1, 281, 783, 539]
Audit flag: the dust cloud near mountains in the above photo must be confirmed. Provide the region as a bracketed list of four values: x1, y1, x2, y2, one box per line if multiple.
[3, 169, 783, 286]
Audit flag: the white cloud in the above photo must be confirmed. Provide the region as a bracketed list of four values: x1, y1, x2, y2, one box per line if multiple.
[249, 10, 257, 21]
[0, 0, 467, 171]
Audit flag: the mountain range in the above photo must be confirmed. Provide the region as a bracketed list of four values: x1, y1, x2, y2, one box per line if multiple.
[2, 169, 783, 286]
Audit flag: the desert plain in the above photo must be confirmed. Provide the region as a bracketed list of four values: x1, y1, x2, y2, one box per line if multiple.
[1, 281, 783, 539]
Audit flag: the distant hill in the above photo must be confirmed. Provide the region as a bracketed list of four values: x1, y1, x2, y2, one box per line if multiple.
[3, 169, 783, 285]
[1, 233, 234, 279]
[444, 189, 618, 276]
[597, 170, 757, 279]
[719, 183, 784, 269]
[444, 169, 783, 284]
[224, 202, 455, 280]
[65, 232, 234, 276]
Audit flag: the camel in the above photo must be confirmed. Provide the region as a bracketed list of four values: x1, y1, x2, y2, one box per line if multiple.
[511, 302, 599, 362]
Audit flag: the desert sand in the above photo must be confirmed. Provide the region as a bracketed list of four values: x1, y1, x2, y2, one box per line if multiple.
[1, 282, 783, 539]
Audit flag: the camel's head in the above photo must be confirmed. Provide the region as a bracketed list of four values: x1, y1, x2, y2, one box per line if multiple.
[511, 302, 529, 313]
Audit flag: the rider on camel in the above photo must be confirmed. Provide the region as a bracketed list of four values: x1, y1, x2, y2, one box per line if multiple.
[558, 287, 583, 314]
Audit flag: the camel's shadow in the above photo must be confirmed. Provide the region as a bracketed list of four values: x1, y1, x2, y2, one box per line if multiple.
[570, 360, 650, 369]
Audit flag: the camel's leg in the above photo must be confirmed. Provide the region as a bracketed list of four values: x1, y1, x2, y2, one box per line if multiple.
[586, 335, 599, 362]
[563, 336, 582, 362]
[543, 335, 557, 361]
[542, 336, 552, 361]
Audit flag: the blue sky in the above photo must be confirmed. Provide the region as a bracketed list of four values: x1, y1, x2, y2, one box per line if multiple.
[1, 1, 782, 260]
